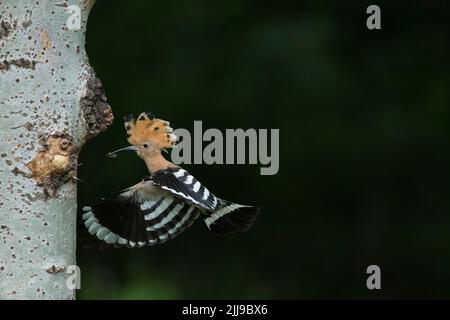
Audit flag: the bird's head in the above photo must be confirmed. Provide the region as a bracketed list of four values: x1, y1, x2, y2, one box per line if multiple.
[107, 112, 177, 159]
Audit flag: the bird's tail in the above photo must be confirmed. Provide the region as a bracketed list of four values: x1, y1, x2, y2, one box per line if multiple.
[203, 200, 260, 236]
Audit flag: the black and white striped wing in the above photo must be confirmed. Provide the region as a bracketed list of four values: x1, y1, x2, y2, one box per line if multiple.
[151, 167, 219, 211]
[81, 182, 201, 248]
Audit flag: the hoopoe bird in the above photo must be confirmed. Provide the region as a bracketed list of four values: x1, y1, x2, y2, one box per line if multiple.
[81, 112, 259, 248]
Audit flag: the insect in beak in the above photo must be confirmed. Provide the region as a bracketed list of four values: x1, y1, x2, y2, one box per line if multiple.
[107, 146, 138, 158]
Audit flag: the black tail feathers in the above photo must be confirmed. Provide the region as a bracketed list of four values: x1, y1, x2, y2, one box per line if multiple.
[204, 203, 260, 236]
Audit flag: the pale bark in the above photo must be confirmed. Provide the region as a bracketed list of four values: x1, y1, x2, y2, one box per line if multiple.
[0, 0, 112, 299]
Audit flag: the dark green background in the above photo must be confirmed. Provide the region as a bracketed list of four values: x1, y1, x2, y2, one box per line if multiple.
[78, 0, 450, 299]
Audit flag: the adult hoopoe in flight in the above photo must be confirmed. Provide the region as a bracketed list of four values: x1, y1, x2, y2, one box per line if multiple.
[81, 112, 259, 248]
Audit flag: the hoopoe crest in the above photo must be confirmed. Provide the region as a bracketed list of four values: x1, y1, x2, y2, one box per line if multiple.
[81, 112, 260, 248]
[124, 112, 177, 149]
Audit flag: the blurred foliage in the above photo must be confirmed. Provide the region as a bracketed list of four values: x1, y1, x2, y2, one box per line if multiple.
[77, 0, 450, 299]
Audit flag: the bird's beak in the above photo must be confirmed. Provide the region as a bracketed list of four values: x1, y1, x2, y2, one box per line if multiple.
[107, 146, 138, 158]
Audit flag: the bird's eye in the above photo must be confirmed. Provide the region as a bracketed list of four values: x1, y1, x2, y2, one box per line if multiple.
[143, 144, 149, 148]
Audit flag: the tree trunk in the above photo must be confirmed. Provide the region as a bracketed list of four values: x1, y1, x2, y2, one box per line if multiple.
[0, 0, 112, 299]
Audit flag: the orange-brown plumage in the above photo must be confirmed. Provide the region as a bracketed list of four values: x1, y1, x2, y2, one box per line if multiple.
[116, 112, 178, 174]
[124, 112, 177, 149]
